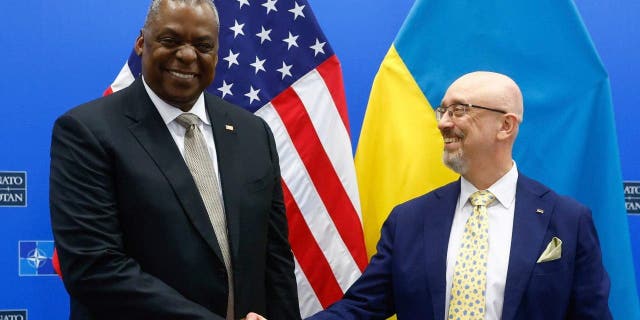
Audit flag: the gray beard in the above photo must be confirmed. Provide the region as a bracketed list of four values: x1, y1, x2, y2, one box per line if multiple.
[443, 149, 468, 175]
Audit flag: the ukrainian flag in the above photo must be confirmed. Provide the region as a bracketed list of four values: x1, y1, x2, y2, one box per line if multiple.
[355, 0, 639, 318]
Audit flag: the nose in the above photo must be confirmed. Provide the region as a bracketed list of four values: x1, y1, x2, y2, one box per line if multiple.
[176, 44, 197, 63]
[437, 110, 454, 131]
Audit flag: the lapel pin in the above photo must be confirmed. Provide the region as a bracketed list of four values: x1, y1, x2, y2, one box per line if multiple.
[536, 208, 544, 214]
[225, 124, 234, 131]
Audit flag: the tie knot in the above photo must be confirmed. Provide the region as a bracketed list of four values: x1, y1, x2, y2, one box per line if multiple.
[470, 190, 496, 207]
[175, 113, 201, 130]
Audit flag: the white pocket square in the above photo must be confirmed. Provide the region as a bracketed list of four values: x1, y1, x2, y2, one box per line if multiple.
[536, 237, 562, 263]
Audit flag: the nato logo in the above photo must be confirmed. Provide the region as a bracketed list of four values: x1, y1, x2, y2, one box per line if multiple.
[0, 310, 27, 320]
[624, 181, 640, 214]
[18, 241, 56, 276]
[0, 171, 27, 207]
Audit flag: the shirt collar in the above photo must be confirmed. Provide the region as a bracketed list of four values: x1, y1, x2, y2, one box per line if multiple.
[459, 161, 519, 209]
[142, 76, 209, 125]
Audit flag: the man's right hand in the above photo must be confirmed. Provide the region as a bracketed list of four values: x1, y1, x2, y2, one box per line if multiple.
[241, 312, 267, 320]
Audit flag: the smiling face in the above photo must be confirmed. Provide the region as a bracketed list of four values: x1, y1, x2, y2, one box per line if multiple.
[135, 0, 219, 111]
[438, 103, 497, 175]
[437, 72, 523, 176]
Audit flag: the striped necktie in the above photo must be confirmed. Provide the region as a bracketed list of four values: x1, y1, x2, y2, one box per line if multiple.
[175, 113, 234, 320]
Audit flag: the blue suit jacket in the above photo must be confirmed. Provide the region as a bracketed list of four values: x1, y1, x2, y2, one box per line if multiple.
[308, 174, 611, 320]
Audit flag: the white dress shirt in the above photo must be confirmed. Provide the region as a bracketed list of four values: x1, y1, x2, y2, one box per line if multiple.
[444, 162, 519, 320]
[142, 77, 223, 196]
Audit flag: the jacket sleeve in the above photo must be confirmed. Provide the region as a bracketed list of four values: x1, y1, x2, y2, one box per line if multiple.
[306, 209, 398, 320]
[566, 209, 612, 319]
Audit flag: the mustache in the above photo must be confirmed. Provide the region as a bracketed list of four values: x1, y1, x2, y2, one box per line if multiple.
[441, 128, 465, 139]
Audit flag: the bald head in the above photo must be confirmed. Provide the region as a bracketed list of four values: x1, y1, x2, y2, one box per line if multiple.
[445, 71, 523, 121]
[438, 71, 523, 187]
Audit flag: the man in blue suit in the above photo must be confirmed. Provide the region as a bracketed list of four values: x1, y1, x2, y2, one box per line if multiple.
[307, 71, 611, 320]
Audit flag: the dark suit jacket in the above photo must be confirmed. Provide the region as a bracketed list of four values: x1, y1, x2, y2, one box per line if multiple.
[50, 78, 301, 320]
[308, 174, 611, 320]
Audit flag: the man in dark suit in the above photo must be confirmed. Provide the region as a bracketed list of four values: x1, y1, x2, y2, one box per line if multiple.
[307, 71, 611, 319]
[49, 1, 300, 319]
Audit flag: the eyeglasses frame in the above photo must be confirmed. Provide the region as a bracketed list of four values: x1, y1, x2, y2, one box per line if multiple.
[435, 103, 507, 121]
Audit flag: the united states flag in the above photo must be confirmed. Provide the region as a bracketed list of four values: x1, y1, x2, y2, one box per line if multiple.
[106, 0, 367, 316]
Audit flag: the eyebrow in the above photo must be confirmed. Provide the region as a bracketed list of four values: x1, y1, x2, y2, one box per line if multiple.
[440, 99, 467, 106]
[154, 27, 216, 41]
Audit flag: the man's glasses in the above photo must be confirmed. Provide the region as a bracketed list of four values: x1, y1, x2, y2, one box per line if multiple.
[435, 103, 506, 121]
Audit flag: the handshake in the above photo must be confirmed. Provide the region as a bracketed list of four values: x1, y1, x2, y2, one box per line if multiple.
[241, 312, 267, 320]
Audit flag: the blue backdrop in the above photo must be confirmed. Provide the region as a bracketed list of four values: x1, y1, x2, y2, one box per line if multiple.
[0, 0, 637, 317]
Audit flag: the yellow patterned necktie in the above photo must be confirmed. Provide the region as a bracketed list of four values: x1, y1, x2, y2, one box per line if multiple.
[448, 190, 496, 320]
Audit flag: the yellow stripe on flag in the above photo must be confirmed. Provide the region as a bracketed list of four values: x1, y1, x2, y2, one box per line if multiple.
[355, 45, 458, 257]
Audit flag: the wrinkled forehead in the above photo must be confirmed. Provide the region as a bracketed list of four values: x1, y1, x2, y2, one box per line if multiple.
[443, 78, 497, 104]
[442, 72, 522, 112]
[146, 0, 219, 32]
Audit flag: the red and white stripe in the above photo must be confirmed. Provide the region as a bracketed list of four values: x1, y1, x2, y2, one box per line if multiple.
[104, 61, 136, 95]
[107, 55, 367, 318]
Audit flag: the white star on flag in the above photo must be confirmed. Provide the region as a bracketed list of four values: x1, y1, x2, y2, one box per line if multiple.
[261, 0, 278, 14]
[250, 56, 267, 74]
[256, 26, 272, 44]
[223, 49, 240, 68]
[218, 80, 233, 98]
[283, 32, 299, 50]
[288, 2, 306, 20]
[229, 20, 245, 38]
[276, 61, 293, 79]
[237, 0, 250, 9]
[244, 85, 261, 104]
[310, 38, 326, 57]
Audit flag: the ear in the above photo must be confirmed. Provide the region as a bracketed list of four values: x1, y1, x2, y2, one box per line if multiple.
[496, 113, 519, 140]
[134, 30, 144, 56]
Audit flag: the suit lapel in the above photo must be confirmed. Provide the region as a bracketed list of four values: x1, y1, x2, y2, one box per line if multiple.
[206, 95, 241, 260]
[124, 79, 225, 263]
[501, 174, 554, 320]
[425, 180, 460, 320]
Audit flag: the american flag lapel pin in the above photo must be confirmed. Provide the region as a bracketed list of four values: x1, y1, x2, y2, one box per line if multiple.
[225, 124, 234, 131]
